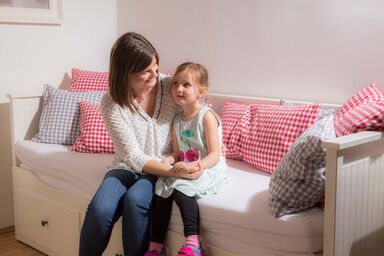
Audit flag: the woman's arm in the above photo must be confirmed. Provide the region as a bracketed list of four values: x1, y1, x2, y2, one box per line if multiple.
[101, 95, 152, 171]
[143, 159, 202, 179]
[146, 126, 203, 179]
[101, 94, 166, 174]
[160, 128, 180, 166]
[143, 128, 179, 176]
[102, 95, 202, 179]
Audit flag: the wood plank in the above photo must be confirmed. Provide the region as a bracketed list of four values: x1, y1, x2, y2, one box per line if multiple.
[0, 231, 45, 255]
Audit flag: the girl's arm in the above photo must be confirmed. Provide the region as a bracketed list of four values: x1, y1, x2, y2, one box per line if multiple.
[199, 111, 221, 169]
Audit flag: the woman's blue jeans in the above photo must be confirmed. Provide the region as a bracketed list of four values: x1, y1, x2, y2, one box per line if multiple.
[79, 169, 157, 256]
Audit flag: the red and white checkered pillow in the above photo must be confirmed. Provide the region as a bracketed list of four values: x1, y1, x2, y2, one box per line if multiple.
[334, 84, 384, 137]
[71, 101, 115, 154]
[70, 68, 109, 92]
[221, 102, 251, 159]
[242, 104, 320, 173]
[220, 102, 251, 159]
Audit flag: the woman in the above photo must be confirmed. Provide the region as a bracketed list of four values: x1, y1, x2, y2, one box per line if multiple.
[79, 32, 203, 256]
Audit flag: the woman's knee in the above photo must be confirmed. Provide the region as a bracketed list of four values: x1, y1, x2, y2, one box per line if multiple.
[86, 197, 119, 222]
[86, 177, 127, 222]
[124, 176, 156, 211]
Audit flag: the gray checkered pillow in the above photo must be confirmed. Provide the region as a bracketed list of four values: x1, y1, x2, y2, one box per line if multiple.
[32, 84, 105, 145]
[268, 114, 336, 217]
[280, 99, 337, 121]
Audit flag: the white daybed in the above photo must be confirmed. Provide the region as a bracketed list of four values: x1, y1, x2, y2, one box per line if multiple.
[8, 93, 384, 256]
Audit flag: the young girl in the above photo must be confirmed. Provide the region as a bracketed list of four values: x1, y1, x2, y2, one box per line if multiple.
[144, 62, 229, 256]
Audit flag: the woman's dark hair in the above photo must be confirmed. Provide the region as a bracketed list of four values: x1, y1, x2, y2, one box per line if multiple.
[109, 32, 159, 112]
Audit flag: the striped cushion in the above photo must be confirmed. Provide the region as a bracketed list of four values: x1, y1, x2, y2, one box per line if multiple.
[221, 102, 251, 159]
[70, 68, 109, 92]
[32, 85, 105, 145]
[242, 104, 320, 173]
[269, 114, 336, 217]
[71, 102, 114, 154]
[334, 84, 384, 136]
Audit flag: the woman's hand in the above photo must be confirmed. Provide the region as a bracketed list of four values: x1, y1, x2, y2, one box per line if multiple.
[161, 156, 174, 167]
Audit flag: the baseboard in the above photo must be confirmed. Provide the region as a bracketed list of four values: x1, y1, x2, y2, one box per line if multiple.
[0, 225, 15, 235]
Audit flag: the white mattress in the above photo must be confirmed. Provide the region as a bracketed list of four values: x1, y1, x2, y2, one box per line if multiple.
[15, 140, 323, 255]
[15, 140, 114, 200]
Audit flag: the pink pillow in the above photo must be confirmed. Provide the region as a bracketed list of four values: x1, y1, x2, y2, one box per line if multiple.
[71, 102, 115, 154]
[242, 104, 320, 173]
[221, 102, 251, 160]
[334, 84, 384, 136]
[70, 68, 109, 92]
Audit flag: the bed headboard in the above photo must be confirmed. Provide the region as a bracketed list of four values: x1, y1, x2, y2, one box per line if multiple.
[209, 92, 341, 114]
[7, 93, 42, 166]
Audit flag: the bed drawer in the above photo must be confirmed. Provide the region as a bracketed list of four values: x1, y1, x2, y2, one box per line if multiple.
[16, 189, 80, 256]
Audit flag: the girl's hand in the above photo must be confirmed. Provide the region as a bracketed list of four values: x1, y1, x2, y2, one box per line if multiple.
[172, 162, 202, 174]
[183, 169, 203, 180]
[170, 167, 203, 180]
[172, 162, 187, 173]
[188, 162, 203, 173]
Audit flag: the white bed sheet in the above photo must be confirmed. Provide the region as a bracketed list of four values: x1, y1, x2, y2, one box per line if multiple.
[15, 140, 323, 255]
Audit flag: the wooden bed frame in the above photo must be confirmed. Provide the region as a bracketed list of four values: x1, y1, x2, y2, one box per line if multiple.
[7, 92, 384, 256]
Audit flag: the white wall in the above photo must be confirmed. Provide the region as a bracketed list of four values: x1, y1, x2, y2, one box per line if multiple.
[118, 0, 384, 104]
[1, 0, 383, 230]
[0, 0, 117, 229]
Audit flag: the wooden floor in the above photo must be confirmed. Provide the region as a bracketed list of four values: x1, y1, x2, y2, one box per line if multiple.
[0, 231, 45, 256]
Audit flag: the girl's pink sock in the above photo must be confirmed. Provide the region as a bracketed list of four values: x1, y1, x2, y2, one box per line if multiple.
[185, 235, 200, 249]
[148, 242, 163, 253]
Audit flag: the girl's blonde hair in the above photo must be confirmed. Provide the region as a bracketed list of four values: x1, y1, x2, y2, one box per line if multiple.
[173, 62, 209, 96]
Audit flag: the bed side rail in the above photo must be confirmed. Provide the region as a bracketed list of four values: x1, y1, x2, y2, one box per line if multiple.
[7, 93, 42, 166]
[322, 131, 384, 256]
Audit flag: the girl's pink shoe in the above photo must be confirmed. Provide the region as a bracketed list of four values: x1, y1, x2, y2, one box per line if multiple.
[177, 245, 205, 256]
[144, 249, 165, 256]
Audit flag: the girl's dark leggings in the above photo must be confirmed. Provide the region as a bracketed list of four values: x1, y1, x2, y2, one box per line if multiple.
[151, 190, 199, 243]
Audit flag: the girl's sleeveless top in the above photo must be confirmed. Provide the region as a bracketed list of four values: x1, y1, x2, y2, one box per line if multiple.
[155, 106, 229, 199]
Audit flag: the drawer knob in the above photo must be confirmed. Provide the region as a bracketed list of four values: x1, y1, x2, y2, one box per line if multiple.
[41, 220, 48, 226]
